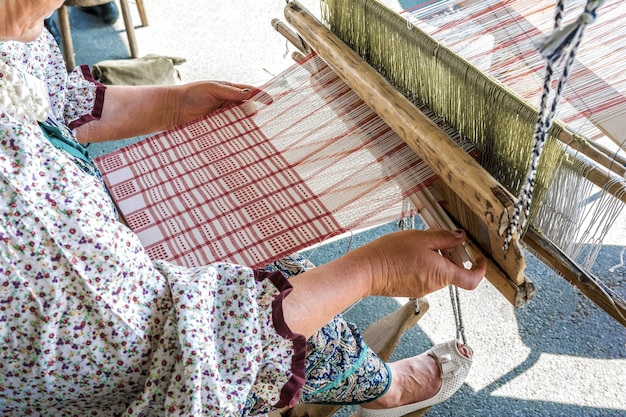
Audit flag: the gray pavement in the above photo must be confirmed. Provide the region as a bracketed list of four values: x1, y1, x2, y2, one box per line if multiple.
[57, 1, 626, 416]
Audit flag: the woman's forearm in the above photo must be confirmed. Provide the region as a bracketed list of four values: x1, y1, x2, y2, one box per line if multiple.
[280, 230, 486, 338]
[74, 81, 257, 144]
[281, 252, 373, 338]
[75, 84, 177, 143]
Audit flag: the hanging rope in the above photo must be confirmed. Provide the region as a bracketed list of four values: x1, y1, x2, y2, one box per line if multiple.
[503, 0, 607, 253]
[449, 285, 466, 345]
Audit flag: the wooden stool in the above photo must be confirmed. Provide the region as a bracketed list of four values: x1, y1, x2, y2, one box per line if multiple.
[57, 0, 148, 71]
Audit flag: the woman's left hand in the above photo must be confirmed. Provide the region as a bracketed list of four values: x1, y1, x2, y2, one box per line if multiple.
[173, 81, 259, 125]
[76, 81, 264, 143]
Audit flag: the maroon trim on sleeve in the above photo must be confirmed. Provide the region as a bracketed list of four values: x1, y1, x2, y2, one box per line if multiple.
[254, 269, 307, 409]
[67, 65, 107, 130]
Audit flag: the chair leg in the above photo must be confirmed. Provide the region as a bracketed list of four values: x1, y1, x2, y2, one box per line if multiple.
[136, 0, 149, 26]
[57, 6, 76, 72]
[118, 0, 138, 57]
[270, 298, 430, 417]
[57, 1, 144, 68]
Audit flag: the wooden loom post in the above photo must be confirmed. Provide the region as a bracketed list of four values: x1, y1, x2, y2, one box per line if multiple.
[557, 132, 626, 206]
[525, 227, 626, 327]
[284, 1, 529, 293]
[559, 131, 626, 180]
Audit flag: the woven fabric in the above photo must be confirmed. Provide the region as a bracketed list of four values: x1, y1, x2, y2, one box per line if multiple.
[95, 55, 460, 268]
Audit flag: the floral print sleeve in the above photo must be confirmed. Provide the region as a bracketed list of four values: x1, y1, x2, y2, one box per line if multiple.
[0, 30, 106, 130]
[63, 65, 106, 130]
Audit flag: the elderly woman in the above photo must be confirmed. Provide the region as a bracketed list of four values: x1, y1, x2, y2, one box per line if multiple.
[0, 1, 486, 416]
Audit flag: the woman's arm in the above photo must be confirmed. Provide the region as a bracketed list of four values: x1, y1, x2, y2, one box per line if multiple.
[74, 81, 257, 143]
[282, 229, 486, 338]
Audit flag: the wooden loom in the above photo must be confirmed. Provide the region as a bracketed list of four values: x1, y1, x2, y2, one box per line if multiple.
[270, 0, 626, 319]
[263, 1, 626, 416]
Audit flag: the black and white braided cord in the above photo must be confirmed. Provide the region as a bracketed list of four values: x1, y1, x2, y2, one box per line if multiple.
[503, 0, 607, 253]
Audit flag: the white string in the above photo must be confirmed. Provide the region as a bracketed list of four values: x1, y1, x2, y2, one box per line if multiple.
[449, 285, 466, 344]
[570, 177, 625, 268]
[608, 246, 626, 272]
[531, 149, 625, 274]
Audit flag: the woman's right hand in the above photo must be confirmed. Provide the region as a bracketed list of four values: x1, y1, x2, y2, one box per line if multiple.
[345, 229, 486, 299]
[282, 229, 486, 338]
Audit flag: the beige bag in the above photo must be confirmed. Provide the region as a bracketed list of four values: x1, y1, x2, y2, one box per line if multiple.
[92, 54, 186, 85]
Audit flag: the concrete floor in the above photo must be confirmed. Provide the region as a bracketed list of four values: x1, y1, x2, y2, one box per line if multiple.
[55, 1, 626, 416]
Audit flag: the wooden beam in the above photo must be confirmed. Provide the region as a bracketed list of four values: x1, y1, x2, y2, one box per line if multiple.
[524, 227, 626, 327]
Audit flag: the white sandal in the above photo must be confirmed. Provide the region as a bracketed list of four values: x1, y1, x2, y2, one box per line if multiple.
[359, 339, 473, 417]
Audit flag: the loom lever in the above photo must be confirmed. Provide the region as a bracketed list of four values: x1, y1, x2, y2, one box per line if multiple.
[272, 18, 310, 55]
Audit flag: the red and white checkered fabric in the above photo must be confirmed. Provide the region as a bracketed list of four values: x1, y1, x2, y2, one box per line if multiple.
[95, 55, 459, 268]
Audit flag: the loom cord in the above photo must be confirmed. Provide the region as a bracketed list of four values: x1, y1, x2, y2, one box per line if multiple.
[504, 0, 606, 252]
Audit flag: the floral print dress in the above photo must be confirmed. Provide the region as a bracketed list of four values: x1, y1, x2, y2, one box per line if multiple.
[0, 32, 391, 417]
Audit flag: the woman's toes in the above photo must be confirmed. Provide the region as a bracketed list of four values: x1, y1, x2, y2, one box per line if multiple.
[456, 342, 472, 358]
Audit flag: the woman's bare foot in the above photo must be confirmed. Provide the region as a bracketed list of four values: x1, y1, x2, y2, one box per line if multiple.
[361, 343, 471, 410]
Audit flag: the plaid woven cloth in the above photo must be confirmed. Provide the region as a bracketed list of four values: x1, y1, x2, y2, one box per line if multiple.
[95, 55, 453, 268]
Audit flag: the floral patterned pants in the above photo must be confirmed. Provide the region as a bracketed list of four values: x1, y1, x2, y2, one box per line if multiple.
[265, 254, 391, 406]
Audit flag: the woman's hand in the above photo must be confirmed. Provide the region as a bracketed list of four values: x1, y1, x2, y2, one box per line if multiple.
[283, 229, 486, 338]
[354, 230, 487, 297]
[345, 229, 487, 298]
[171, 81, 259, 126]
